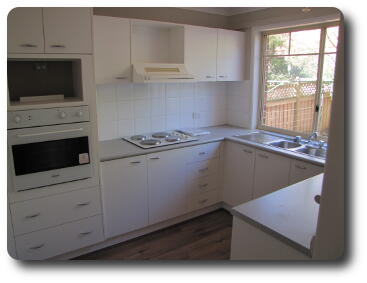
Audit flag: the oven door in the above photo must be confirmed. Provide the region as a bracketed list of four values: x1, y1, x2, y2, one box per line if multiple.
[8, 122, 92, 191]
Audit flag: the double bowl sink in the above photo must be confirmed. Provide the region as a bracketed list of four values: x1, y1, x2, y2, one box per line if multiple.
[234, 132, 327, 159]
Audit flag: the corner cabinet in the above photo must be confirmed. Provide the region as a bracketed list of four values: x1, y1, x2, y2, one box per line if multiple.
[289, 160, 324, 185]
[93, 16, 131, 84]
[100, 156, 149, 239]
[217, 29, 246, 81]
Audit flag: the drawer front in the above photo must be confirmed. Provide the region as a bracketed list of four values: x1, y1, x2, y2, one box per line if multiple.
[190, 190, 219, 211]
[289, 160, 324, 185]
[15, 215, 104, 260]
[187, 158, 219, 178]
[11, 187, 102, 236]
[190, 142, 221, 162]
[193, 175, 218, 194]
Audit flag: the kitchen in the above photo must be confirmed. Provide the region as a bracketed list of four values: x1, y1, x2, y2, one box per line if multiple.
[6, 6, 344, 261]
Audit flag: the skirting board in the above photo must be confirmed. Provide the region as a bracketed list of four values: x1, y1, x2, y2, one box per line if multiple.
[54, 202, 228, 260]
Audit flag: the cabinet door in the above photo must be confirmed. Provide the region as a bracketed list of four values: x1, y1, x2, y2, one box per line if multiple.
[7, 8, 44, 53]
[43, 8, 92, 54]
[253, 150, 291, 199]
[185, 25, 217, 81]
[217, 29, 246, 81]
[147, 149, 189, 225]
[222, 142, 255, 207]
[93, 16, 131, 84]
[100, 156, 148, 238]
[289, 160, 324, 185]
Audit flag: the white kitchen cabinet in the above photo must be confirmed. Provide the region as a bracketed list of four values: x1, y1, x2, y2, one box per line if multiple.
[7, 8, 44, 53]
[100, 156, 149, 238]
[253, 149, 291, 199]
[184, 25, 217, 81]
[43, 8, 92, 54]
[222, 142, 255, 207]
[93, 16, 131, 84]
[147, 148, 189, 225]
[217, 29, 246, 81]
[289, 160, 324, 185]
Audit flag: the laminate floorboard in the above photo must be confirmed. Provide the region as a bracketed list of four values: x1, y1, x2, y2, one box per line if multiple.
[74, 209, 233, 260]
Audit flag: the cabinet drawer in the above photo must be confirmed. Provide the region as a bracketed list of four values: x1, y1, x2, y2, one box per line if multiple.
[192, 175, 218, 194]
[11, 187, 102, 236]
[190, 190, 219, 211]
[190, 142, 220, 162]
[15, 215, 103, 260]
[187, 158, 219, 178]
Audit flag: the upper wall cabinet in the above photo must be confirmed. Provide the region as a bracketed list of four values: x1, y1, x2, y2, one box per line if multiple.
[184, 25, 217, 81]
[43, 8, 92, 54]
[217, 29, 246, 81]
[93, 16, 131, 84]
[8, 8, 92, 54]
[7, 8, 44, 53]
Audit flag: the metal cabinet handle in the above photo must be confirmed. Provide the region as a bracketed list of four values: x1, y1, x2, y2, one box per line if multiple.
[76, 201, 90, 206]
[25, 212, 40, 219]
[218, 75, 226, 78]
[198, 151, 206, 155]
[130, 161, 141, 164]
[205, 75, 214, 78]
[243, 149, 253, 154]
[29, 244, 45, 250]
[50, 44, 66, 48]
[51, 173, 60, 178]
[198, 167, 209, 173]
[115, 76, 128, 80]
[150, 157, 160, 160]
[199, 183, 209, 188]
[295, 164, 307, 170]
[79, 231, 92, 236]
[20, 43, 37, 48]
[258, 153, 269, 159]
[199, 199, 209, 204]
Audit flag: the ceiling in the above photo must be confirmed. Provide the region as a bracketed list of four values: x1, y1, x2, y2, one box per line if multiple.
[180, 7, 267, 16]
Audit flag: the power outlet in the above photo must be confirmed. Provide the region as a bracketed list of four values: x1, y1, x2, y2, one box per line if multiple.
[192, 112, 200, 120]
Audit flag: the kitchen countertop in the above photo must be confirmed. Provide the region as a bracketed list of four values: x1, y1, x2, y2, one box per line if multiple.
[99, 125, 325, 166]
[231, 174, 324, 257]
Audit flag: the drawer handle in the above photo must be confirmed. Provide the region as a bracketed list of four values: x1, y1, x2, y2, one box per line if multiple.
[51, 173, 60, 178]
[116, 76, 128, 80]
[295, 164, 307, 170]
[150, 157, 160, 160]
[243, 149, 253, 154]
[258, 153, 269, 159]
[29, 244, 45, 250]
[76, 201, 90, 206]
[199, 199, 209, 204]
[20, 43, 37, 48]
[79, 231, 93, 236]
[198, 152, 206, 155]
[218, 75, 225, 78]
[198, 167, 209, 173]
[25, 212, 40, 219]
[200, 183, 209, 188]
[50, 44, 66, 48]
[206, 75, 214, 78]
[130, 161, 141, 164]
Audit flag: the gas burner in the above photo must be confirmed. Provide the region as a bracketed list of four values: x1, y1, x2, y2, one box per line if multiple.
[166, 135, 181, 142]
[131, 135, 147, 141]
[140, 139, 161, 146]
[152, 132, 170, 138]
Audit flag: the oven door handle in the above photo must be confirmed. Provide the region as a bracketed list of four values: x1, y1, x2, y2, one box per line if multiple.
[16, 128, 84, 138]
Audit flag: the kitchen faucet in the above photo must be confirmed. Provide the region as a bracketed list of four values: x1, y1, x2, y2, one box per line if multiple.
[306, 132, 326, 149]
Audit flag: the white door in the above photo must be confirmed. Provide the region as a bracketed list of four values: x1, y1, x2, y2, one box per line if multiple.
[184, 25, 217, 81]
[222, 142, 255, 206]
[93, 16, 131, 84]
[289, 160, 324, 185]
[217, 29, 246, 81]
[7, 8, 44, 53]
[147, 148, 189, 225]
[253, 149, 291, 199]
[100, 156, 148, 238]
[43, 8, 93, 54]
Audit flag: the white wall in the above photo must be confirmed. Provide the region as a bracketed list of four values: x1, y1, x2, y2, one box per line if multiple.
[227, 81, 252, 128]
[96, 82, 231, 140]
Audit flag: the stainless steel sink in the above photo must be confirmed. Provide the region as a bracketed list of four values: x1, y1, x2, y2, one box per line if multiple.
[295, 147, 327, 158]
[267, 140, 302, 149]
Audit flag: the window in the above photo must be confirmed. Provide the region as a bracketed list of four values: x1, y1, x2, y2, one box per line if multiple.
[259, 23, 340, 139]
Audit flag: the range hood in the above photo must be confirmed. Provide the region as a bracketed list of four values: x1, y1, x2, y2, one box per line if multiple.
[133, 63, 196, 83]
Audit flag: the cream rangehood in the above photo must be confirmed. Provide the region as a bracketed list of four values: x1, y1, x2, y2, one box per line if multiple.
[133, 63, 196, 83]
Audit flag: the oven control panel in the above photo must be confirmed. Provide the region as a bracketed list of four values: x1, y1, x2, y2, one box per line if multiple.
[7, 106, 90, 129]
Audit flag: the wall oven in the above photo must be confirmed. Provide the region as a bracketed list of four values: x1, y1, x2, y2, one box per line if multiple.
[8, 106, 93, 191]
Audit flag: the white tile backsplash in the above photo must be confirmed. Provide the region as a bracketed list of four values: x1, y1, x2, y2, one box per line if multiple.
[96, 81, 247, 141]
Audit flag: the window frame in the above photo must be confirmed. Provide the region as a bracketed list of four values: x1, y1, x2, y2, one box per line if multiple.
[257, 21, 340, 139]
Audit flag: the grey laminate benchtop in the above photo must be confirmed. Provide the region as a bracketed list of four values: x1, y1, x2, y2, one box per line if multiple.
[231, 174, 324, 256]
[99, 125, 325, 166]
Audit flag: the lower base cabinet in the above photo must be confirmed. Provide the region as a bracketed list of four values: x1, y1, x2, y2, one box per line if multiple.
[100, 156, 148, 239]
[289, 160, 324, 185]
